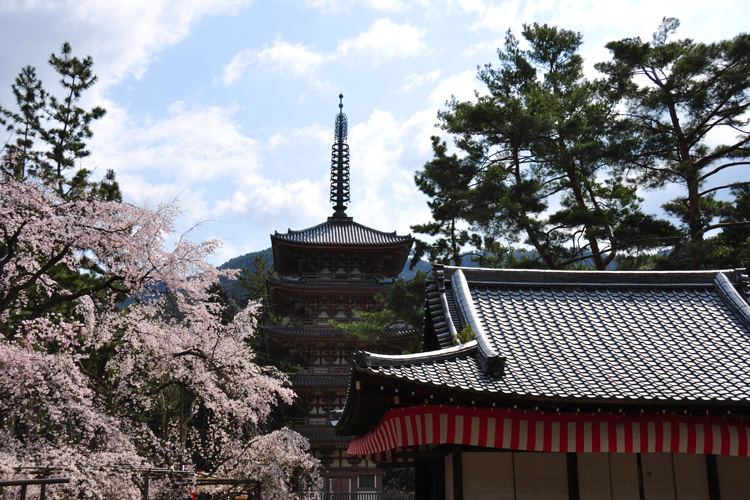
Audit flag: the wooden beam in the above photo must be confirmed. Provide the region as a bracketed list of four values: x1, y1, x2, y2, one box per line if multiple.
[453, 449, 463, 500]
[0, 478, 70, 486]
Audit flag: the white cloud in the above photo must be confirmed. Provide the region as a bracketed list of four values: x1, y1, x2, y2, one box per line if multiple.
[467, 0, 542, 32]
[220, 18, 428, 86]
[362, 0, 410, 11]
[428, 70, 482, 106]
[403, 106, 443, 156]
[345, 108, 433, 235]
[215, 177, 327, 217]
[336, 18, 428, 65]
[1, 0, 252, 91]
[90, 101, 261, 182]
[463, 38, 504, 57]
[0, 0, 62, 14]
[211, 121, 332, 225]
[400, 70, 441, 93]
[87, 99, 339, 249]
[201, 105, 436, 241]
[114, 173, 210, 220]
[296, 0, 346, 13]
[454, 0, 749, 59]
[218, 36, 331, 88]
[297, 0, 425, 12]
[267, 133, 289, 149]
[86, 100, 264, 240]
[290, 124, 333, 149]
[219, 49, 254, 87]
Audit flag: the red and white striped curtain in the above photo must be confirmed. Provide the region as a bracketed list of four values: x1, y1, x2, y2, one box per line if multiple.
[348, 405, 750, 461]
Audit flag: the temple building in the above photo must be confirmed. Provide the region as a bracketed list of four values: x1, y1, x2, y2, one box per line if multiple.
[335, 265, 750, 499]
[262, 96, 414, 495]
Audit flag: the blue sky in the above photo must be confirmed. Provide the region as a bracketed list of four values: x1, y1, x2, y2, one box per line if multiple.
[1, 0, 748, 263]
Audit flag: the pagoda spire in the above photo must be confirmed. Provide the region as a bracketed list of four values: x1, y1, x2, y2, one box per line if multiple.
[330, 93, 351, 219]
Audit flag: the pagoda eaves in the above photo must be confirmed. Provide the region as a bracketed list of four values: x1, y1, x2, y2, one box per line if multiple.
[272, 219, 411, 278]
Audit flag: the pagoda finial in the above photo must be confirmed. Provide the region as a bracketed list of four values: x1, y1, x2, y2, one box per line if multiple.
[330, 93, 350, 219]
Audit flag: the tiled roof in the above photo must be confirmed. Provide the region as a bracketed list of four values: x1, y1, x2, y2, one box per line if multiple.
[356, 267, 750, 405]
[359, 342, 498, 393]
[272, 219, 411, 246]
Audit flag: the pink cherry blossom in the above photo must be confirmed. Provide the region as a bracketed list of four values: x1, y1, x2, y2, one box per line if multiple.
[0, 174, 319, 498]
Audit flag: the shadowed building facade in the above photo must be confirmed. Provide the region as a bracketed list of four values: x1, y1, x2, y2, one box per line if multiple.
[262, 96, 414, 495]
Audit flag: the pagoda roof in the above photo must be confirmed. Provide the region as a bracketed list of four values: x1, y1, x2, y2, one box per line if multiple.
[336, 267, 750, 435]
[272, 218, 411, 248]
[290, 374, 349, 388]
[295, 427, 353, 443]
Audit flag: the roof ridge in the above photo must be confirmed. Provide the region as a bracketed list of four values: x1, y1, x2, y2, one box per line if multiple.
[436, 266, 459, 343]
[714, 272, 750, 330]
[444, 265, 734, 274]
[452, 269, 506, 377]
[271, 218, 412, 246]
[356, 340, 478, 368]
[444, 266, 730, 286]
[279, 218, 406, 237]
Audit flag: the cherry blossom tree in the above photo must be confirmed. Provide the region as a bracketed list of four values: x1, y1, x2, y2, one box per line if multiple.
[0, 165, 319, 498]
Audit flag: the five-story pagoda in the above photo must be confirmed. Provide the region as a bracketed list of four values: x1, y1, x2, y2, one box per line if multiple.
[262, 96, 414, 495]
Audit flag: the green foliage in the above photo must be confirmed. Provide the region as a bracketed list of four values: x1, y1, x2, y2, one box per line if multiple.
[0, 42, 116, 200]
[218, 247, 274, 272]
[218, 248, 274, 302]
[0, 45, 126, 343]
[0, 65, 46, 179]
[655, 184, 750, 269]
[330, 309, 401, 341]
[236, 254, 275, 309]
[234, 253, 293, 367]
[453, 324, 476, 345]
[331, 271, 427, 350]
[44, 42, 107, 188]
[597, 18, 750, 268]
[413, 23, 678, 271]
[382, 270, 428, 332]
[411, 136, 483, 267]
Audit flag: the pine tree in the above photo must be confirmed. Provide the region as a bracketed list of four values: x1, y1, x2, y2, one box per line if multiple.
[597, 18, 750, 268]
[43, 42, 106, 194]
[414, 24, 677, 270]
[332, 271, 426, 351]
[0, 43, 114, 199]
[0, 66, 46, 179]
[411, 136, 481, 267]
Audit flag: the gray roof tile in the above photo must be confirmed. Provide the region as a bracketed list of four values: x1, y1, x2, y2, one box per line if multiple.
[360, 267, 750, 405]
